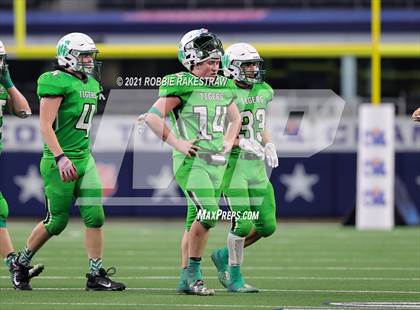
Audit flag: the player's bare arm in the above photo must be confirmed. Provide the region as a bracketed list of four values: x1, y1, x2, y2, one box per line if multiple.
[40, 96, 78, 182]
[223, 102, 241, 153]
[6, 86, 31, 118]
[145, 96, 201, 157]
[39, 97, 63, 157]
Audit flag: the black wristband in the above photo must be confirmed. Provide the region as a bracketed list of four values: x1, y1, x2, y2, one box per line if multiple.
[55, 153, 65, 163]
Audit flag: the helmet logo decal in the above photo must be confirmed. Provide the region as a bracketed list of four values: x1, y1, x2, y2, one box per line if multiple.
[57, 40, 70, 57]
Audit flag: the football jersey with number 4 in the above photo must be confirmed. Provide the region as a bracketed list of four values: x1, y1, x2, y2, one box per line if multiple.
[37, 69, 100, 158]
[231, 82, 274, 156]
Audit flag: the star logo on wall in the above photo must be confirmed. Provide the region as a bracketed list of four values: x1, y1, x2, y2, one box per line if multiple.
[279, 163, 319, 203]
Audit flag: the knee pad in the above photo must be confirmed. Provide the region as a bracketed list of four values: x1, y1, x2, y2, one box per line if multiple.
[231, 218, 253, 237]
[258, 221, 276, 238]
[83, 206, 105, 228]
[196, 206, 219, 229]
[44, 213, 69, 236]
[0, 195, 9, 228]
[187, 190, 219, 229]
[199, 215, 217, 229]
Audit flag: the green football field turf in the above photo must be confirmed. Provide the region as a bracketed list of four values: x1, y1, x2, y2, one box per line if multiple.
[0, 220, 419, 310]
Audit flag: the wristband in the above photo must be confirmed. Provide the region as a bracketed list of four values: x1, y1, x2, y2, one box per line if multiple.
[54, 153, 65, 163]
[148, 106, 163, 118]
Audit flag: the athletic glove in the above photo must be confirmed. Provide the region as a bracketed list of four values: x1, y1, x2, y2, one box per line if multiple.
[238, 138, 265, 159]
[264, 142, 278, 168]
[137, 113, 148, 134]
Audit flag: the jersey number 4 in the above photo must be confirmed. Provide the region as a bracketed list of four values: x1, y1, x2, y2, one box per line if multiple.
[76, 103, 96, 137]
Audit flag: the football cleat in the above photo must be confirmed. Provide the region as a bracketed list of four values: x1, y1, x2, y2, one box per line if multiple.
[187, 279, 215, 296]
[9, 260, 32, 290]
[85, 267, 126, 291]
[228, 265, 259, 293]
[28, 264, 45, 279]
[228, 282, 259, 293]
[211, 249, 229, 288]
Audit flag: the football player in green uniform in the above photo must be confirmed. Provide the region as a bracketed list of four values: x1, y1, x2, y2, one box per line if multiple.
[0, 40, 44, 287]
[145, 29, 241, 295]
[211, 43, 278, 292]
[11, 33, 125, 291]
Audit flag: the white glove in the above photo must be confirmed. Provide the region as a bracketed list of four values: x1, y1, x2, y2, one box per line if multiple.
[56, 155, 78, 182]
[239, 138, 265, 159]
[264, 142, 278, 168]
[137, 113, 148, 134]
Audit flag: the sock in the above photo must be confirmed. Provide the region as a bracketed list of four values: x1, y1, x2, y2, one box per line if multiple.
[229, 265, 244, 286]
[89, 258, 103, 275]
[187, 257, 202, 281]
[227, 232, 245, 266]
[18, 246, 35, 267]
[3, 252, 17, 268]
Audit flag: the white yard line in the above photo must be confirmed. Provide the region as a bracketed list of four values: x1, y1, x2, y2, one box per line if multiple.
[1, 266, 418, 271]
[0, 302, 332, 309]
[0, 287, 418, 294]
[1, 275, 419, 281]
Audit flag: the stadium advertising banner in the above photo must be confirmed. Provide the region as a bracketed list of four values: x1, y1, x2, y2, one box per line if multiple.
[1, 114, 420, 219]
[356, 104, 395, 230]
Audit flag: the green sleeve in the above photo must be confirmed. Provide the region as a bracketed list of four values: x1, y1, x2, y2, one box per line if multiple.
[264, 83, 274, 103]
[37, 71, 68, 97]
[0, 84, 8, 100]
[158, 73, 185, 98]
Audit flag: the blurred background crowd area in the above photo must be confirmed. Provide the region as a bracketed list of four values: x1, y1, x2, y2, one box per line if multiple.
[0, 0, 418, 115]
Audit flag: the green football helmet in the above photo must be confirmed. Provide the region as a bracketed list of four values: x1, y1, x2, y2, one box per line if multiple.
[222, 43, 265, 84]
[178, 28, 224, 71]
[56, 32, 101, 78]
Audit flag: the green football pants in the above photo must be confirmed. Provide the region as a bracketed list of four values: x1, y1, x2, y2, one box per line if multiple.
[0, 191, 9, 228]
[40, 154, 104, 236]
[173, 155, 226, 230]
[222, 155, 277, 238]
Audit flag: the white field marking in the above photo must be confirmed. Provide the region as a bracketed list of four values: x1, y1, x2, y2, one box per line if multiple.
[2, 266, 417, 271]
[1, 275, 419, 281]
[0, 287, 418, 294]
[0, 302, 331, 309]
[327, 302, 420, 309]
[10, 255, 403, 262]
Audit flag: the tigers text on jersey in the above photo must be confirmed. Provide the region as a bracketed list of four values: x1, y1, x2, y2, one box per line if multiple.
[0, 83, 8, 153]
[37, 69, 101, 158]
[231, 82, 274, 156]
[159, 72, 236, 157]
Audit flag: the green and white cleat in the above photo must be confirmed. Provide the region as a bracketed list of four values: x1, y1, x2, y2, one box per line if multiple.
[228, 265, 259, 293]
[228, 282, 259, 293]
[211, 248, 229, 288]
[187, 279, 215, 296]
